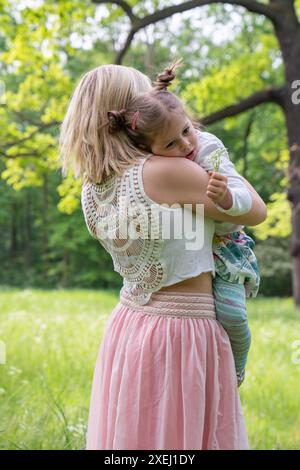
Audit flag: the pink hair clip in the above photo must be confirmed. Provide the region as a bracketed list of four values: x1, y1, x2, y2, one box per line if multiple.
[131, 110, 140, 130]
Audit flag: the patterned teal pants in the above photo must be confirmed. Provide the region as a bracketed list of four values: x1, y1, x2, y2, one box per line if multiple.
[213, 274, 251, 380]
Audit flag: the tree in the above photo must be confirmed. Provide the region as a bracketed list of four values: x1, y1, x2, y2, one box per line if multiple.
[93, 0, 300, 306]
[0, 0, 115, 288]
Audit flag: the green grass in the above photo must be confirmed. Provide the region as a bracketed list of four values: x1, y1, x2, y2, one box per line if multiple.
[0, 289, 299, 450]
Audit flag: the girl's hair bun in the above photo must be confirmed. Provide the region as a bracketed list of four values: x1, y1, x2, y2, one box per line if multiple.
[107, 109, 127, 133]
[153, 58, 184, 92]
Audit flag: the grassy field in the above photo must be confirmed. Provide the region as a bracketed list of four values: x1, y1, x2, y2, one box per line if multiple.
[0, 288, 299, 450]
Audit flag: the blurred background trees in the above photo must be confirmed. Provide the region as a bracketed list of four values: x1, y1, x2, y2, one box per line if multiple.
[1, 0, 299, 298]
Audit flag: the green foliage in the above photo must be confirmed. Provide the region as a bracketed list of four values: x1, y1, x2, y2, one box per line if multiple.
[255, 237, 292, 297]
[252, 148, 291, 240]
[57, 176, 82, 214]
[297, 0, 300, 19]
[181, 32, 281, 116]
[0, 0, 293, 290]
[254, 192, 291, 240]
[0, 0, 98, 190]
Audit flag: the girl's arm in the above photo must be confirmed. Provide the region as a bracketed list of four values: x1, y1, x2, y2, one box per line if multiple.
[195, 133, 252, 216]
[143, 156, 267, 226]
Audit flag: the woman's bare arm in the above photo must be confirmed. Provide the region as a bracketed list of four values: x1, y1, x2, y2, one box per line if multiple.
[143, 156, 267, 226]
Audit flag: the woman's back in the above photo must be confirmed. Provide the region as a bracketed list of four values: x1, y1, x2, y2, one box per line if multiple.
[81, 153, 216, 305]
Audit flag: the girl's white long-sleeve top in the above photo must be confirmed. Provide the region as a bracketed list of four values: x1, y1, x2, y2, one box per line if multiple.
[194, 130, 252, 235]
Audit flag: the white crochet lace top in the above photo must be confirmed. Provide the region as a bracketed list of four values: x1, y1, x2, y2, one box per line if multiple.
[81, 152, 216, 306]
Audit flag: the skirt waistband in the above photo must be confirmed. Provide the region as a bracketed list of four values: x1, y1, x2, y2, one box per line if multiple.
[120, 288, 216, 319]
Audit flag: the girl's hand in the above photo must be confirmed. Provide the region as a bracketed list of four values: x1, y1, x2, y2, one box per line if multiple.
[206, 171, 233, 210]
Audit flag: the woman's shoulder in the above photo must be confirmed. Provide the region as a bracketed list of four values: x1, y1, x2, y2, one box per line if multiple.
[142, 155, 208, 207]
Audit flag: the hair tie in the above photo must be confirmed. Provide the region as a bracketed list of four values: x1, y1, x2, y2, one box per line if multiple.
[131, 111, 140, 130]
[106, 109, 127, 134]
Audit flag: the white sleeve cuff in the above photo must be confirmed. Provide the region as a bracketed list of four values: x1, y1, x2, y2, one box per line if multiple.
[214, 189, 253, 216]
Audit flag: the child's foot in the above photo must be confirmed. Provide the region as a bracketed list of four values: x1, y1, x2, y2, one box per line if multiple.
[237, 369, 245, 387]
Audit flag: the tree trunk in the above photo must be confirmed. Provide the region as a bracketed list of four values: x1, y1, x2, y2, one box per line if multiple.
[275, 15, 300, 306]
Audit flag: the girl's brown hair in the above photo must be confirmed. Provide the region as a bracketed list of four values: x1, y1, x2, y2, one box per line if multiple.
[105, 58, 203, 152]
[58, 60, 203, 184]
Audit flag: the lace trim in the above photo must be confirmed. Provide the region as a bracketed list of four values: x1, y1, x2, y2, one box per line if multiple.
[81, 156, 169, 305]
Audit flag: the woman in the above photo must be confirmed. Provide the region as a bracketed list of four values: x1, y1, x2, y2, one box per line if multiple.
[59, 63, 267, 450]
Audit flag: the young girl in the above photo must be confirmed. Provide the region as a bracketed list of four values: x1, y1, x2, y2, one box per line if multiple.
[102, 59, 260, 387]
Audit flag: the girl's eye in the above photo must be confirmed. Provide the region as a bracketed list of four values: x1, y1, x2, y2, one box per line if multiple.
[183, 127, 190, 135]
[166, 141, 174, 148]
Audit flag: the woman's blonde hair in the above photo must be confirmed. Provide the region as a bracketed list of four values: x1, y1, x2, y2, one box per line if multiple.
[58, 64, 152, 183]
[58, 60, 203, 184]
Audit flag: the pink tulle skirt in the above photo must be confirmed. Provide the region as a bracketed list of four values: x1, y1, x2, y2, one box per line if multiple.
[85, 288, 249, 450]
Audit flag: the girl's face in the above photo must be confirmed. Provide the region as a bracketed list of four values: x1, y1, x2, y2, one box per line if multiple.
[150, 113, 199, 160]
